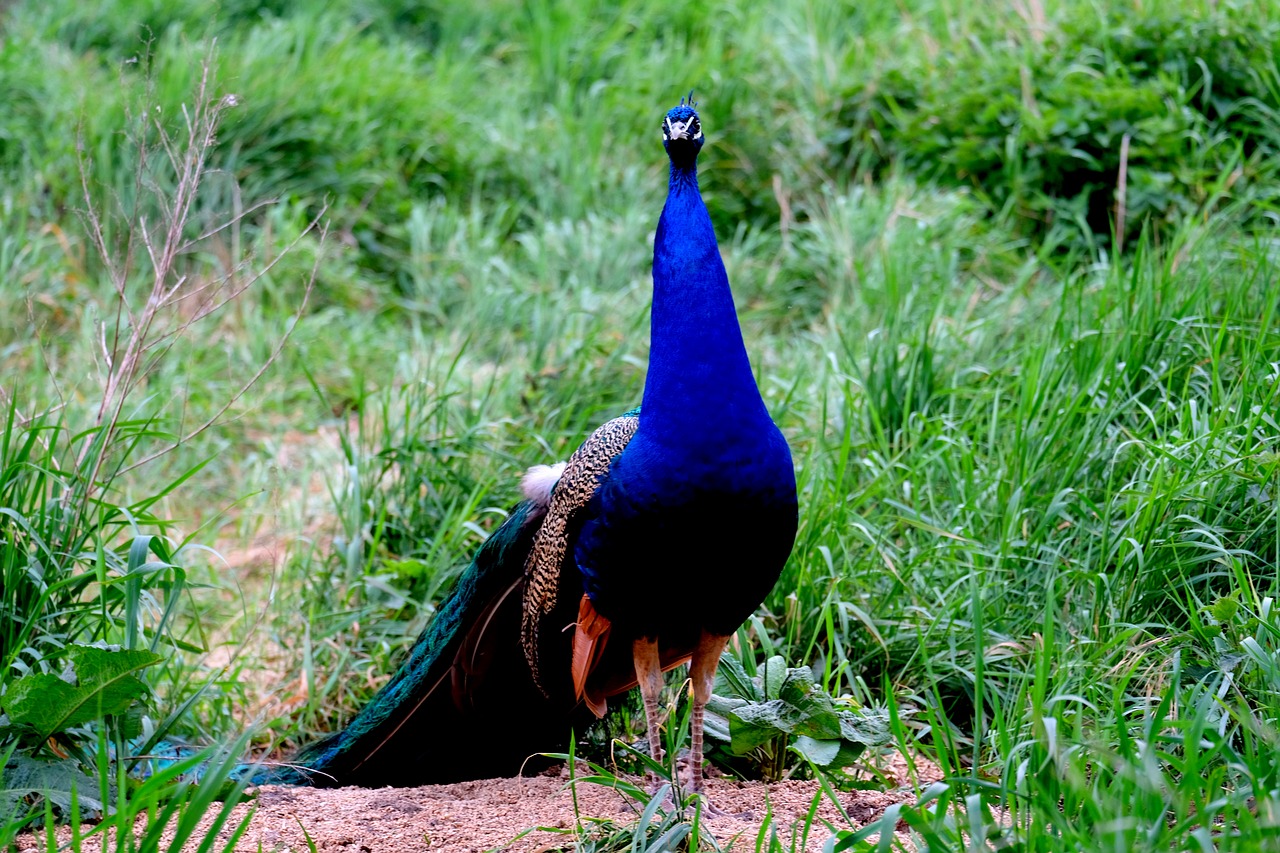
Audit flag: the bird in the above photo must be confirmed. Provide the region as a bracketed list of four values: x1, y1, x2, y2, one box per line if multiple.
[240, 95, 798, 792]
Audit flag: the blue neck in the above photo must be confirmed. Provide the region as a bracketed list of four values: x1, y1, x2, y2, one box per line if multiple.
[640, 161, 769, 442]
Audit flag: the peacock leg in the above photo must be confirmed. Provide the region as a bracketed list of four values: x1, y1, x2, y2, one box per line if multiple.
[689, 631, 730, 796]
[632, 635, 665, 781]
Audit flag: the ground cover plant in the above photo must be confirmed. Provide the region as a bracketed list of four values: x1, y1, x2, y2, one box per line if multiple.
[1, 0, 1278, 849]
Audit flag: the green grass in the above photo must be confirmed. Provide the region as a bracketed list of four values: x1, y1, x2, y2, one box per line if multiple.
[2, 0, 1279, 849]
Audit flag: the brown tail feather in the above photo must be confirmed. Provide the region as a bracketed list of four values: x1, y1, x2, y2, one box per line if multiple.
[572, 594, 697, 717]
[571, 595, 613, 717]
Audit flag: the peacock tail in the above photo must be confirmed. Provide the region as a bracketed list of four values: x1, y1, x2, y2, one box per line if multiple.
[238, 413, 639, 787]
[240, 498, 559, 786]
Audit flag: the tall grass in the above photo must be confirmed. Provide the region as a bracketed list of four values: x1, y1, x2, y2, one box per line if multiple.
[0, 42, 315, 843]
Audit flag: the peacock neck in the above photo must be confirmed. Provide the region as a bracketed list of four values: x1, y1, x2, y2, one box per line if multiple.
[640, 162, 769, 446]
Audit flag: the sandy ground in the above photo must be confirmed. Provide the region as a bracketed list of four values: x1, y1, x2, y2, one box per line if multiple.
[17, 753, 940, 852]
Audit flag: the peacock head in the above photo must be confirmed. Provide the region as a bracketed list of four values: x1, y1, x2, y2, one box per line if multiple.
[662, 93, 703, 167]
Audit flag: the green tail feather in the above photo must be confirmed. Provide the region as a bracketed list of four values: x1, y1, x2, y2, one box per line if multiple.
[241, 499, 580, 787]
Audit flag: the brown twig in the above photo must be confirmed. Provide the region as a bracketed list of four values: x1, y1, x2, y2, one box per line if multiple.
[118, 217, 327, 477]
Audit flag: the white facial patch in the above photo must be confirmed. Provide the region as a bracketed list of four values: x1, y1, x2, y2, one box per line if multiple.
[663, 116, 702, 142]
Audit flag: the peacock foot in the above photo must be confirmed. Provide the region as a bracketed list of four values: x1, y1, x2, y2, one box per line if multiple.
[693, 791, 755, 822]
[643, 776, 676, 811]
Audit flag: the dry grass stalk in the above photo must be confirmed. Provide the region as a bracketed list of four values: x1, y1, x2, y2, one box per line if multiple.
[69, 44, 325, 493]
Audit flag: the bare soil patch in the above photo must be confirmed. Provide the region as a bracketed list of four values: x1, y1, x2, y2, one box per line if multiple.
[17, 753, 939, 852]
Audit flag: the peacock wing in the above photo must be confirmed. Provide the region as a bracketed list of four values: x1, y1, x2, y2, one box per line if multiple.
[520, 409, 639, 696]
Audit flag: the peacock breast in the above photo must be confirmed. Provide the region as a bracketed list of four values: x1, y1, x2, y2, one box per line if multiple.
[573, 422, 798, 638]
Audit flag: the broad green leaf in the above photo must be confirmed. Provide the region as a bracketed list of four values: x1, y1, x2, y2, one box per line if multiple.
[727, 700, 792, 753]
[839, 707, 891, 745]
[779, 672, 845, 740]
[829, 740, 871, 768]
[1, 753, 111, 820]
[3, 645, 162, 743]
[711, 662, 892, 767]
[794, 732, 878, 769]
[1211, 597, 1241, 625]
[761, 656, 788, 699]
[713, 654, 759, 701]
[703, 709, 732, 744]
[793, 735, 841, 766]
[704, 694, 748, 717]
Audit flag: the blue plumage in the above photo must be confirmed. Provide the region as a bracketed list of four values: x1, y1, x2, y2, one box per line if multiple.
[576, 102, 796, 636]
[570, 98, 797, 793]
[236, 98, 797, 790]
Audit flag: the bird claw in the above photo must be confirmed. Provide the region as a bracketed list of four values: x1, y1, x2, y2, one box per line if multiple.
[692, 793, 753, 822]
[643, 776, 675, 811]
[617, 775, 669, 815]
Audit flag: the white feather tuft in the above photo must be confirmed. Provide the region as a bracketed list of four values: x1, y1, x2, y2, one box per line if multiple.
[520, 462, 567, 508]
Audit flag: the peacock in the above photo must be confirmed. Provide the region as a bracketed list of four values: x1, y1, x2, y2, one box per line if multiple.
[242, 96, 798, 792]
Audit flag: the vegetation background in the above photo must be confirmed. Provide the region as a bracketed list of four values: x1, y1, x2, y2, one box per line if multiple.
[1, 0, 1278, 849]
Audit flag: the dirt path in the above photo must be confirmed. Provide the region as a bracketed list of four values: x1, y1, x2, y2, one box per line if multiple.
[18, 754, 938, 852]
